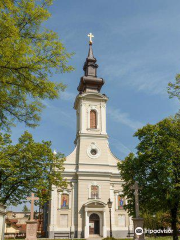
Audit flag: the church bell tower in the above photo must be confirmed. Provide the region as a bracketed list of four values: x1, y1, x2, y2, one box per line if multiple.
[48, 34, 132, 240]
[74, 38, 109, 150]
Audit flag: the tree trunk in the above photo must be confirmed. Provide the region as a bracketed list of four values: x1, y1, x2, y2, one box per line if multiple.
[171, 207, 178, 240]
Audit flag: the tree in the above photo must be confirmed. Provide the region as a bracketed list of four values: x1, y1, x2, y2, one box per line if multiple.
[142, 211, 172, 230]
[168, 74, 180, 102]
[22, 205, 29, 212]
[118, 117, 180, 240]
[0, 0, 74, 131]
[0, 131, 67, 205]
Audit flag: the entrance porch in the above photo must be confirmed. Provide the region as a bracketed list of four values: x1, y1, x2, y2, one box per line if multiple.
[83, 200, 107, 238]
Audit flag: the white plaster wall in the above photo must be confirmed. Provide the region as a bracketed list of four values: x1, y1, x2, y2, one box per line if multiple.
[0, 205, 6, 240]
[49, 90, 130, 237]
[74, 93, 108, 136]
[0, 216, 4, 239]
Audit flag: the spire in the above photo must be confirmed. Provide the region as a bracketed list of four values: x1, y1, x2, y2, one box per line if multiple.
[87, 44, 95, 60]
[77, 34, 104, 93]
[83, 44, 98, 77]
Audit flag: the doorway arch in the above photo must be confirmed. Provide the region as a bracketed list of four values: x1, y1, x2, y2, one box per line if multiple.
[89, 213, 100, 235]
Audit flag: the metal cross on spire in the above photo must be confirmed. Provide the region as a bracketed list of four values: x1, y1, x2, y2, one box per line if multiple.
[130, 181, 142, 218]
[27, 193, 39, 221]
[88, 33, 94, 44]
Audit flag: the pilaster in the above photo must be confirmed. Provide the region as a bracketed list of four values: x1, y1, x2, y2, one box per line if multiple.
[71, 184, 75, 232]
[103, 211, 107, 237]
[49, 185, 57, 231]
[84, 210, 89, 238]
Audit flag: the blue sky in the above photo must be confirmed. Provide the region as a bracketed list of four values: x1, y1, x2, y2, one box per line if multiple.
[9, 0, 180, 210]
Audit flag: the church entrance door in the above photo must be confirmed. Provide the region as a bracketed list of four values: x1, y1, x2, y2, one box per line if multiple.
[89, 213, 100, 235]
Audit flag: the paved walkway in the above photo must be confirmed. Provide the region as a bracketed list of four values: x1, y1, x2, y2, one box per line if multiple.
[87, 234, 102, 240]
[87, 238, 102, 240]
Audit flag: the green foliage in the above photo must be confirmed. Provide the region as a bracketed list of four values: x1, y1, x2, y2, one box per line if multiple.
[168, 74, 180, 100]
[143, 211, 172, 229]
[102, 237, 117, 240]
[22, 205, 29, 212]
[0, 0, 74, 130]
[118, 117, 180, 240]
[147, 238, 177, 240]
[5, 239, 178, 240]
[0, 131, 67, 205]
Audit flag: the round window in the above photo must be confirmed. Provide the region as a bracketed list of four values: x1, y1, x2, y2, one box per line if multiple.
[87, 143, 101, 159]
[90, 149, 97, 155]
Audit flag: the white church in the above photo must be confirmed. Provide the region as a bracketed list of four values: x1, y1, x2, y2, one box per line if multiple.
[48, 37, 133, 239]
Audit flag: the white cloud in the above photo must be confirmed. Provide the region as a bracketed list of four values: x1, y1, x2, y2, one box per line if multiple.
[110, 138, 132, 158]
[108, 107, 144, 131]
[100, 52, 176, 96]
[41, 100, 76, 129]
[60, 91, 76, 102]
[98, 4, 180, 97]
[42, 91, 76, 105]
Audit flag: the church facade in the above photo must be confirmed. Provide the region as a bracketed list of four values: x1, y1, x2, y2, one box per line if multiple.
[48, 41, 133, 238]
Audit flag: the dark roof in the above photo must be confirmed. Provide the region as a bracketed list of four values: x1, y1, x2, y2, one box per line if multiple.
[77, 43, 104, 93]
[6, 219, 18, 224]
[6, 219, 27, 233]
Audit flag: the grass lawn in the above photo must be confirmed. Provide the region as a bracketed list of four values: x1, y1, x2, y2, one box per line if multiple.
[108, 238, 179, 240]
[5, 238, 180, 240]
[144, 238, 178, 240]
[117, 238, 179, 240]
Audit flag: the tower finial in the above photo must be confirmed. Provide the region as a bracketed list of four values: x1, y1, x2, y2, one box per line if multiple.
[77, 35, 104, 93]
[88, 33, 94, 45]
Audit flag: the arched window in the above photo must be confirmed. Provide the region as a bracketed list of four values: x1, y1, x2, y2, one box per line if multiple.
[90, 110, 97, 129]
